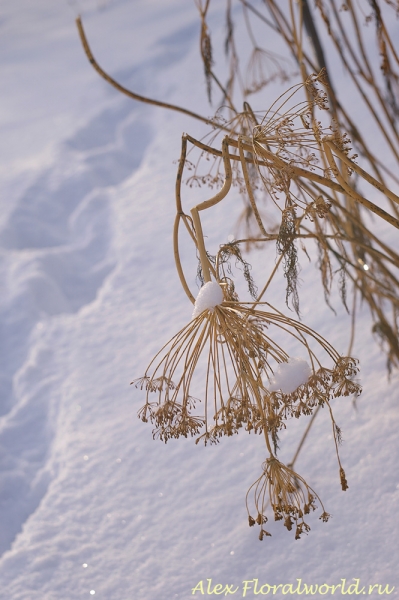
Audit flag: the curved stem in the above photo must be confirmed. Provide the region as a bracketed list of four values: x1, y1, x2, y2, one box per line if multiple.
[195, 136, 233, 211]
[190, 209, 212, 283]
[190, 137, 233, 283]
[76, 16, 218, 128]
[173, 214, 196, 304]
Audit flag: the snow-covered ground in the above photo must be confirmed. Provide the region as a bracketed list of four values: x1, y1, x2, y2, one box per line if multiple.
[0, 1, 398, 598]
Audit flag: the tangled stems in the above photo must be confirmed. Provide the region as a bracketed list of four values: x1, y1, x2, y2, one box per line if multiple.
[77, 4, 397, 542]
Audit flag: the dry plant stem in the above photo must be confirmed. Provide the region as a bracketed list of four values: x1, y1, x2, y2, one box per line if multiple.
[254, 252, 285, 305]
[186, 133, 244, 162]
[264, 0, 318, 74]
[260, 1, 399, 192]
[174, 135, 220, 301]
[211, 71, 238, 114]
[333, 0, 399, 146]
[325, 140, 399, 207]
[238, 138, 268, 236]
[300, 0, 338, 113]
[240, 0, 278, 33]
[184, 132, 394, 218]
[191, 210, 212, 282]
[288, 405, 321, 469]
[347, 286, 357, 357]
[251, 138, 399, 229]
[305, 181, 399, 265]
[174, 136, 197, 303]
[192, 137, 233, 213]
[240, 140, 344, 193]
[175, 135, 188, 216]
[322, 140, 399, 230]
[190, 136, 233, 283]
[173, 214, 196, 304]
[75, 16, 218, 129]
[381, 18, 399, 65]
[325, 398, 346, 475]
[196, 0, 238, 113]
[315, 2, 399, 160]
[290, 0, 308, 92]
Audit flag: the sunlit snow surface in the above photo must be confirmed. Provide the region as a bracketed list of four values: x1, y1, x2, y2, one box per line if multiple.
[0, 1, 398, 598]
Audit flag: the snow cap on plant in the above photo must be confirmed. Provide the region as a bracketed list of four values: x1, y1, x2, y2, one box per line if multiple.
[192, 280, 224, 319]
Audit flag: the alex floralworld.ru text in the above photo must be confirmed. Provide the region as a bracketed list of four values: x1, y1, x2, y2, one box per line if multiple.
[191, 579, 395, 596]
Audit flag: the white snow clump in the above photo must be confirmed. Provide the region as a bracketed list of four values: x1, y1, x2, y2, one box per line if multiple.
[269, 357, 311, 394]
[192, 281, 224, 319]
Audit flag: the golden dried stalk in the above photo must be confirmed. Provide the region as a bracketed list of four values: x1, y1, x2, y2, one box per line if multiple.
[76, 2, 399, 540]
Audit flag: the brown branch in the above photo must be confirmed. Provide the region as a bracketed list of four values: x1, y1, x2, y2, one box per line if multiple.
[76, 15, 216, 128]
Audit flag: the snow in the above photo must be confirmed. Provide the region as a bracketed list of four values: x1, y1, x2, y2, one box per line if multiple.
[0, 1, 398, 599]
[192, 281, 224, 319]
[269, 358, 311, 394]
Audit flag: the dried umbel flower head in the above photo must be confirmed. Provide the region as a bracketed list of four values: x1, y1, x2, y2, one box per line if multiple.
[247, 457, 331, 540]
[132, 281, 361, 448]
[133, 290, 285, 444]
[132, 275, 359, 539]
[244, 47, 292, 96]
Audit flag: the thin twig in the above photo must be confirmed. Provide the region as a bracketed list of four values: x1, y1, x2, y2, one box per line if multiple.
[76, 16, 217, 128]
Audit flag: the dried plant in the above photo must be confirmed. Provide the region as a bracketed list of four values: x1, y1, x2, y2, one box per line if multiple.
[172, 78, 399, 354]
[132, 126, 364, 538]
[133, 298, 360, 443]
[133, 289, 359, 538]
[76, 0, 399, 541]
[247, 457, 331, 540]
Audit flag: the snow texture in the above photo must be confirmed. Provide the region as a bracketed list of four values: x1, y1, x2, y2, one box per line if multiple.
[269, 358, 312, 394]
[192, 281, 224, 319]
[0, 1, 398, 599]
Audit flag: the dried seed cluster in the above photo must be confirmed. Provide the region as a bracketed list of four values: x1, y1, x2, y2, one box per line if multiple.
[133, 294, 360, 539]
[247, 457, 331, 540]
